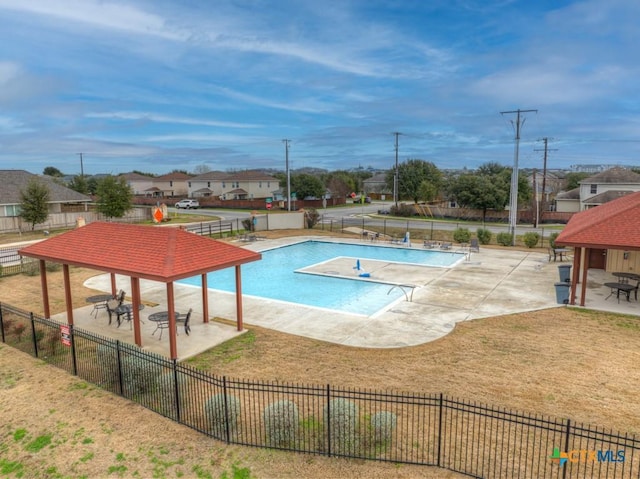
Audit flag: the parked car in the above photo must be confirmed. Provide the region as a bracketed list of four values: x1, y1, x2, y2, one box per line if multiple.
[174, 199, 200, 209]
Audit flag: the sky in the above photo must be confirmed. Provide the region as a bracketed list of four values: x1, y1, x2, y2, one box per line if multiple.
[1, 0, 640, 176]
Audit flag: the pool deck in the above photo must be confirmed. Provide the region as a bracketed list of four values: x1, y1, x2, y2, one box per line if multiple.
[63, 236, 639, 360]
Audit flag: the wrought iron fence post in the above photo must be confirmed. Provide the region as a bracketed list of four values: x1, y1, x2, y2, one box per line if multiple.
[116, 340, 124, 396]
[563, 419, 571, 479]
[326, 384, 332, 457]
[437, 393, 443, 468]
[172, 359, 181, 422]
[0, 303, 5, 343]
[70, 324, 78, 376]
[30, 312, 38, 358]
[223, 376, 231, 444]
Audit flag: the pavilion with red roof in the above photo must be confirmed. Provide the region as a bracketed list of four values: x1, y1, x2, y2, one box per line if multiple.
[19, 222, 261, 359]
[555, 191, 640, 306]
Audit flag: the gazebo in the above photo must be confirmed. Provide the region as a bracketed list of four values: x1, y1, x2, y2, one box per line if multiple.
[19, 222, 261, 359]
[555, 191, 640, 306]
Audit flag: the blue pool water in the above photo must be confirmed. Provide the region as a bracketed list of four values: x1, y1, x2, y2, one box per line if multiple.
[178, 240, 462, 316]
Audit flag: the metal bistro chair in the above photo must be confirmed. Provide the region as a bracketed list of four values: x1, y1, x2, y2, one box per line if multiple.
[176, 308, 192, 336]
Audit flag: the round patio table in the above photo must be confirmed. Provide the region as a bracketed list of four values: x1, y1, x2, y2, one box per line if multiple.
[85, 294, 114, 317]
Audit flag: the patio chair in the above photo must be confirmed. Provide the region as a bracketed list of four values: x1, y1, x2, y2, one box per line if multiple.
[440, 242, 452, 250]
[176, 308, 192, 336]
[423, 239, 437, 249]
[116, 289, 126, 304]
[470, 238, 480, 253]
[106, 299, 123, 326]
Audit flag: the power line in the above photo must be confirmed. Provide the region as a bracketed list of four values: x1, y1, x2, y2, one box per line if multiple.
[500, 108, 537, 245]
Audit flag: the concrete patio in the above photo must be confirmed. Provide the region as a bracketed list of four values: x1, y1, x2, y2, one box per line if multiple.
[54, 236, 639, 361]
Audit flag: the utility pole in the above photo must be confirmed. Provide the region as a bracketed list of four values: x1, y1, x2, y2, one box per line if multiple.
[282, 139, 291, 211]
[532, 168, 538, 228]
[77, 153, 84, 178]
[393, 132, 402, 208]
[534, 137, 557, 215]
[500, 108, 537, 246]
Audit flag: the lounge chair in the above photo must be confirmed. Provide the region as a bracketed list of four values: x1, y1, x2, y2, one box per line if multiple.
[440, 242, 452, 250]
[423, 239, 437, 249]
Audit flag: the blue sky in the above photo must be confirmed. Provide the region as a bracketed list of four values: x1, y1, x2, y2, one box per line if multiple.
[1, 0, 639, 176]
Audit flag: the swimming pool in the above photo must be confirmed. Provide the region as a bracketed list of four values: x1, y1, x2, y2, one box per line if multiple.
[178, 240, 463, 316]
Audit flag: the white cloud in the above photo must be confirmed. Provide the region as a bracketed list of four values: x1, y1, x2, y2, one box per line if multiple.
[85, 111, 261, 129]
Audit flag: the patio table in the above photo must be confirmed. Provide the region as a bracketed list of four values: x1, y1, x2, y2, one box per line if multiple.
[114, 303, 145, 328]
[86, 294, 114, 317]
[604, 282, 635, 303]
[149, 311, 177, 339]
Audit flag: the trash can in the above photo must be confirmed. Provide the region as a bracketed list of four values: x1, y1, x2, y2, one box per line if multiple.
[558, 264, 571, 283]
[554, 282, 570, 304]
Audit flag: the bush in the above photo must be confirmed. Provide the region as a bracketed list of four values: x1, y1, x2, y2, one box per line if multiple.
[304, 208, 320, 229]
[120, 354, 164, 396]
[370, 411, 397, 445]
[324, 398, 359, 455]
[476, 228, 492, 245]
[389, 203, 414, 217]
[549, 231, 560, 249]
[205, 393, 241, 438]
[496, 232, 513, 246]
[453, 227, 471, 244]
[523, 232, 540, 248]
[241, 218, 253, 232]
[263, 400, 299, 447]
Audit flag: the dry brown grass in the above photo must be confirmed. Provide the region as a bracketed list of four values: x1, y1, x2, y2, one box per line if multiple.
[1, 229, 639, 478]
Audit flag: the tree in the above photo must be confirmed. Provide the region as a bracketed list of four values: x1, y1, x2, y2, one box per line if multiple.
[95, 176, 133, 219]
[193, 164, 211, 174]
[565, 172, 590, 190]
[20, 180, 50, 230]
[290, 173, 324, 199]
[387, 159, 442, 203]
[43, 166, 63, 177]
[321, 170, 358, 198]
[67, 175, 90, 195]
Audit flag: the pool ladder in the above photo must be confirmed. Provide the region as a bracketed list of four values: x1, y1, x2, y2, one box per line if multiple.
[387, 284, 416, 302]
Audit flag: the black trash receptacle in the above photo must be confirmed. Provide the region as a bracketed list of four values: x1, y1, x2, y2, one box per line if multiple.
[558, 264, 571, 283]
[554, 282, 570, 304]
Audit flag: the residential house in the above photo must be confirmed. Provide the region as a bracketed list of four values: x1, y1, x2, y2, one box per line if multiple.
[152, 172, 191, 197]
[120, 172, 155, 196]
[555, 167, 640, 212]
[0, 170, 92, 218]
[188, 170, 280, 200]
[363, 173, 391, 198]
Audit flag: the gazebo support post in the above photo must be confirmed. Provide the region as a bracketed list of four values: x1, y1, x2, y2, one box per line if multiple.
[131, 277, 142, 347]
[569, 248, 581, 305]
[201, 273, 209, 323]
[39, 259, 51, 319]
[110, 273, 117, 296]
[166, 282, 178, 360]
[579, 247, 589, 307]
[235, 265, 243, 331]
[63, 264, 74, 326]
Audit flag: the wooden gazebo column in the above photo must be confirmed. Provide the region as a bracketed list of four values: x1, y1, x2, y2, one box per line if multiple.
[63, 264, 74, 326]
[166, 282, 178, 360]
[579, 247, 590, 307]
[569, 247, 581, 305]
[235, 265, 243, 331]
[38, 260, 51, 319]
[201, 273, 209, 323]
[131, 277, 142, 347]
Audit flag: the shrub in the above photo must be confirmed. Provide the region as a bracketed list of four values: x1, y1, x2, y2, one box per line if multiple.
[156, 371, 193, 418]
[241, 218, 253, 232]
[263, 400, 299, 447]
[523, 232, 540, 248]
[304, 208, 320, 228]
[22, 261, 39, 276]
[205, 394, 241, 438]
[496, 232, 513, 246]
[120, 354, 163, 396]
[389, 203, 414, 217]
[45, 262, 61, 272]
[370, 411, 397, 445]
[324, 398, 359, 455]
[453, 227, 471, 244]
[549, 231, 560, 249]
[476, 228, 492, 245]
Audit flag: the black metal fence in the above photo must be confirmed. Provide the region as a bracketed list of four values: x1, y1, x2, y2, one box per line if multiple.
[1, 302, 638, 478]
[183, 220, 235, 238]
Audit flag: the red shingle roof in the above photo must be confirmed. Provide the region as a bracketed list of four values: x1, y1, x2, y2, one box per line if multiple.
[555, 191, 640, 250]
[19, 222, 261, 282]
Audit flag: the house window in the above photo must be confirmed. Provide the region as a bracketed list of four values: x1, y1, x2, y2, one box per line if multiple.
[169, 181, 173, 187]
[207, 182, 210, 188]
[590, 184, 597, 194]
[259, 182, 262, 188]
[222, 182, 226, 188]
[188, 181, 191, 187]
[4, 205, 20, 216]
[268, 182, 270, 188]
